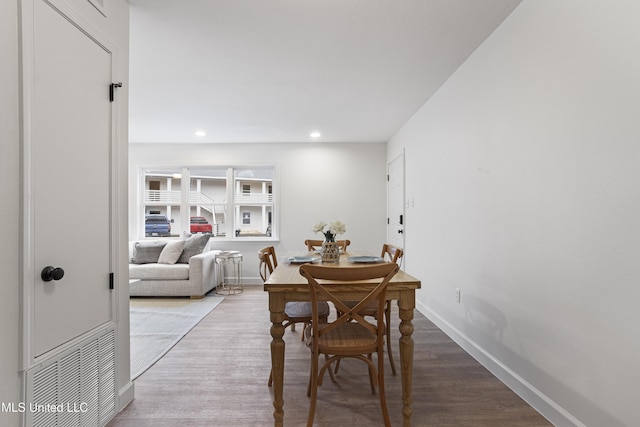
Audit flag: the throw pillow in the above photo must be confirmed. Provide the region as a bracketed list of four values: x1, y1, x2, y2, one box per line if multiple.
[131, 241, 167, 264]
[177, 234, 210, 263]
[157, 239, 186, 264]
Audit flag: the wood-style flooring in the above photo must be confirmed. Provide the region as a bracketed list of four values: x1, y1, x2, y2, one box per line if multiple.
[108, 286, 552, 427]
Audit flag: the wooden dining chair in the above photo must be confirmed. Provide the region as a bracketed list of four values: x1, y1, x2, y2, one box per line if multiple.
[259, 246, 331, 386]
[299, 262, 399, 427]
[335, 244, 405, 376]
[258, 245, 278, 282]
[304, 239, 351, 251]
[381, 243, 404, 266]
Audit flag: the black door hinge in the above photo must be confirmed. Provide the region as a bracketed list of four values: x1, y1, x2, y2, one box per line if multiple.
[109, 82, 122, 102]
[109, 272, 114, 290]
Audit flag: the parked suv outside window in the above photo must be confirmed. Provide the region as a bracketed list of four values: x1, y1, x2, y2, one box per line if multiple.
[145, 214, 171, 237]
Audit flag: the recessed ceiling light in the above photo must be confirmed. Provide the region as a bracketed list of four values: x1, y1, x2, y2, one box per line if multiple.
[310, 132, 321, 138]
[195, 130, 206, 137]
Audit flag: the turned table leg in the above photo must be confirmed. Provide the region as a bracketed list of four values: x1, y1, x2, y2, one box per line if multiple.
[269, 293, 285, 426]
[398, 290, 415, 427]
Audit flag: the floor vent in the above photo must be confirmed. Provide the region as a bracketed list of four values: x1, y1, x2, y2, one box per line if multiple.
[26, 328, 116, 427]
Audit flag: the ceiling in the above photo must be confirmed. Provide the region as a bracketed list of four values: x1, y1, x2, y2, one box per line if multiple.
[128, 0, 522, 144]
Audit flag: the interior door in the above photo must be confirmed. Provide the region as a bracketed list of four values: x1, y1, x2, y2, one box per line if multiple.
[31, 0, 112, 357]
[387, 153, 405, 250]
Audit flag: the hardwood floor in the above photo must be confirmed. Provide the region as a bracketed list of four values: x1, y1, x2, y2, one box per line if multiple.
[108, 286, 552, 427]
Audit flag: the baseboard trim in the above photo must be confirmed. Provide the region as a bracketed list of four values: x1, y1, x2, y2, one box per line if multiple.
[415, 300, 585, 427]
[238, 277, 265, 286]
[117, 380, 135, 412]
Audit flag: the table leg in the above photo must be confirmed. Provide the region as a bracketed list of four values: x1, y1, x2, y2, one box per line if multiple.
[398, 290, 415, 427]
[269, 293, 286, 426]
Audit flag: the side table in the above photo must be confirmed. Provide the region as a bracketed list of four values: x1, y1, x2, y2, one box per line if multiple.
[215, 251, 243, 295]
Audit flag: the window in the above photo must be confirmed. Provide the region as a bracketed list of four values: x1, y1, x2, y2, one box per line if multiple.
[141, 167, 183, 238]
[140, 166, 276, 240]
[233, 168, 274, 238]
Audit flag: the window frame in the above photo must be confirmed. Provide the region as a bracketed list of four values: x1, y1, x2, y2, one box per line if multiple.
[137, 164, 278, 242]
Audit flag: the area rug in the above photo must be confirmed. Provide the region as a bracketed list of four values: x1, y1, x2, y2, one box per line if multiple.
[129, 295, 224, 379]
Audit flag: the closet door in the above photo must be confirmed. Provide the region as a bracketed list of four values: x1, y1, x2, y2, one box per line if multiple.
[30, 0, 113, 358]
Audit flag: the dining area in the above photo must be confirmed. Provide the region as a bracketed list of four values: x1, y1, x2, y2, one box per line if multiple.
[108, 241, 554, 427]
[260, 233, 421, 427]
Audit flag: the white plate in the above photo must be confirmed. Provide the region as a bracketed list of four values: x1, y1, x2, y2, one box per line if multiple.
[347, 256, 384, 263]
[287, 256, 320, 264]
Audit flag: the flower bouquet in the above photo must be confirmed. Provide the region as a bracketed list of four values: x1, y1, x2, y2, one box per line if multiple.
[312, 221, 346, 262]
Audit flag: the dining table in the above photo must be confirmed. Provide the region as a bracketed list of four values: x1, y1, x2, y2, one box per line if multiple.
[264, 251, 421, 427]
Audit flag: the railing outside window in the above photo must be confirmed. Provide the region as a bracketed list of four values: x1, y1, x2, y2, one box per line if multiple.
[235, 193, 273, 204]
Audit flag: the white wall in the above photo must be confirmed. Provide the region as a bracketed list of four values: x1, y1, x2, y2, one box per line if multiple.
[129, 142, 388, 281]
[388, 1, 639, 426]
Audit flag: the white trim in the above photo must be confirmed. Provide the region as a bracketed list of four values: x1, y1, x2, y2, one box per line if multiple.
[19, 0, 37, 372]
[87, 0, 106, 17]
[416, 300, 586, 427]
[117, 380, 135, 413]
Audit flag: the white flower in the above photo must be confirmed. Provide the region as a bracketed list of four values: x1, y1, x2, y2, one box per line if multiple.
[313, 220, 346, 240]
[312, 221, 327, 233]
[328, 221, 346, 235]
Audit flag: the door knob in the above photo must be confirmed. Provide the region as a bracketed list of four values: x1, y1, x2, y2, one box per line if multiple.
[41, 266, 65, 282]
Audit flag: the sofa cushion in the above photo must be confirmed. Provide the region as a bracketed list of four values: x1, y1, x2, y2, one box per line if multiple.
[177, 234, 210, 264]
[131, 241, 167, 264]
[157, 239, 186, 264]
[129, 263, 190, 280]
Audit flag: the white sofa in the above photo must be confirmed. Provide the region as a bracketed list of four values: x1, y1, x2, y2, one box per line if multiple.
[129, 235, 220, 298]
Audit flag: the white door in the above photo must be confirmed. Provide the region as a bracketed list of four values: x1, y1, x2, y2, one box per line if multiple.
[30, 0, 113, 357]
[387, 153, 405, 249]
